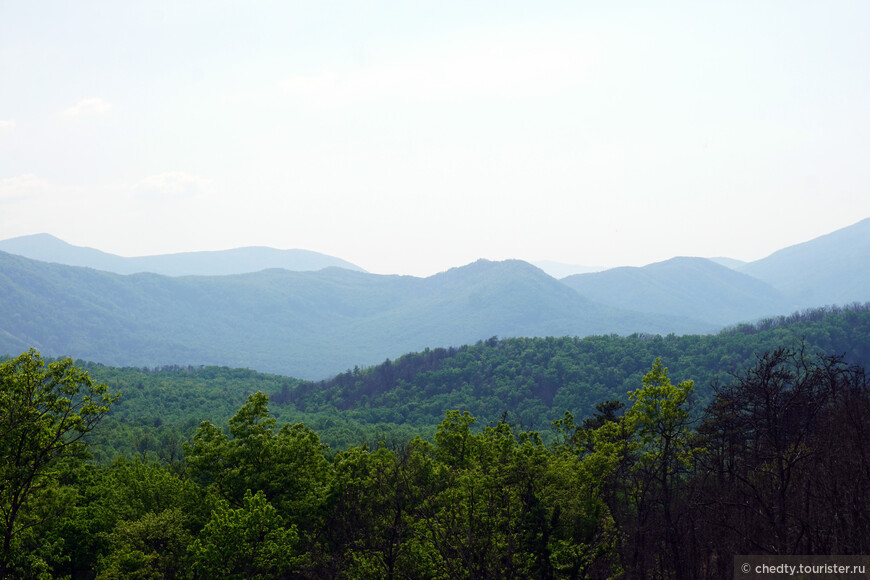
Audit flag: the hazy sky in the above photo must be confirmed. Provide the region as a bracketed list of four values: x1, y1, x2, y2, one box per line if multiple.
[2, 2, 869, 276]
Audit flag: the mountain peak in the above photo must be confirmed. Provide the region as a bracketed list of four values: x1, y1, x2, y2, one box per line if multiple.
[561, 256, 786, 326]
[739, 218, 870, 307]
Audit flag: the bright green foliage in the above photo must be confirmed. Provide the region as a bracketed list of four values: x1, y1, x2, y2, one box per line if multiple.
[35, 458, 210, 578]
[96, 507, 193, 580]
[323, 441, 445, 579]
[90, 458, 210, 579]
[548, 360, 699, 577]
[543, 450, 622, 578]
[184, 391, 331, 530]
[98, 458, 210, 527]
[34, 464, 106, 578]
[0, 349, 118, 577]
[189, 490, 301, 579]
[404, 412, 622, 578]
[3, 342, 866, 578]
[322, 445, 398, 576]
[625, 358, 696, 472]
[432, 409, 476, 468]
[618, 358, 697, 577]
[314, 412, 625, 578]
[545, 413, 627, 578]
[66, 304, 870, 462]
[419, 419, 526, 578]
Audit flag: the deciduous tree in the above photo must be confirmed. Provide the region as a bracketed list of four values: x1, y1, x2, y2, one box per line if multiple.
[0, 349, 117, 577]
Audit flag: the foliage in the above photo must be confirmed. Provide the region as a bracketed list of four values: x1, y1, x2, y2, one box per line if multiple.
[292, 303, 870, 430]
[618, 359, 697, 577]
[0, 349, 117, 578]
[96, 507, 193, 580]
[24, 303, 866, 465]
[3, 346, 869, 578]
[189, 490, 302, 579]
[184, 392, 331, 530]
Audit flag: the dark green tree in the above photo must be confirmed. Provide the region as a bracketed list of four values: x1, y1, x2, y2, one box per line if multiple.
[92, 458, 210, 579]
[189, 490, 301, 579]
[184, 391, 332, 539]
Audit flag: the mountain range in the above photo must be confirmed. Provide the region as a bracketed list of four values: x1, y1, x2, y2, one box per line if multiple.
[738, 219, 870, 307]
[561, 257, 786, 327]
[1, 218, 869, 378]
[0, 233, 365, 276]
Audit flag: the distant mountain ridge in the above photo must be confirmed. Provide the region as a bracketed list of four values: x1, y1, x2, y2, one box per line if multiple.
[739, 217, 870, 309]
[561, 257, 788, 326]
[556, 218, 870, 325]
[0, 253, 712, 379]
[0, 233, 366, 276]
[707, 257, 746, 270]
[2, 218, 869, 378]
[530, 260, 605, 278]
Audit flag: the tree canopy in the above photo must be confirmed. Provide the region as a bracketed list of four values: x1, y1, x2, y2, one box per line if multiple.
[0, 349, 117, 577]
[3, 346, 867, 578]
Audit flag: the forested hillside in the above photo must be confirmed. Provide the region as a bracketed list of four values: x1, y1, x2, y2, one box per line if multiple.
[295, 304, 870, 427]
[68, 304, 870, 460]
[3, 342, 868, 578]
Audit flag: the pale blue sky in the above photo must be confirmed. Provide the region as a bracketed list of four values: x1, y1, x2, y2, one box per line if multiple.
[2, 1, 869, 276]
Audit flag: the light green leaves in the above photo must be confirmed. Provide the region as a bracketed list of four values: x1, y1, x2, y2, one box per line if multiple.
[626, 358, 696, 470]
[189, 490, 301, 580]
[0, 349, 118, 577]
[185, 391, 331, 528]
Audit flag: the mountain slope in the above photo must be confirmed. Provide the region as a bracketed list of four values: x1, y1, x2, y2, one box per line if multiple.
[291, 304, 870, 427]
[363, 260, 712, 351]
[68, 303, 870, 459]
[707, 257, 746, 270]
[531, 260, 604, 278]
[561, 257, 788, 326]
[0, 233, 366, 275]
[739, 218, 870, 308]
[0, 253, 714, 379]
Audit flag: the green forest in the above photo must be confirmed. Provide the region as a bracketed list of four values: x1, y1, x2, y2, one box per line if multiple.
[2, 305, 870, 578]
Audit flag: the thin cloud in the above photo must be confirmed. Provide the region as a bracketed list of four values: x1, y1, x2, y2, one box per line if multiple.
[60, 97, 113, 119]
[0, 173, 51, 204]
[277, 31, 592, 107]
[133, 172, 212, 200]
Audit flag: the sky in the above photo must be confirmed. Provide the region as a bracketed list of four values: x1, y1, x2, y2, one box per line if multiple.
[1, 1, 869, 277]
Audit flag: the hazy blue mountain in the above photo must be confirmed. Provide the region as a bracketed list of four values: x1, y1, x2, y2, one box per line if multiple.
[0, 233, 366, 275]
[561, 257, 788, 326]
[531, 260, 606, 279]
[357, 259, 713, 352]
[0, 253, 714, 379]
[739, 218, 870, 309]
[5, 219, 869, 379]
[707, 257, 746, 270]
